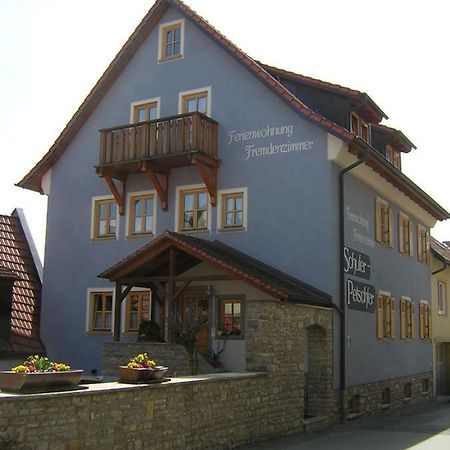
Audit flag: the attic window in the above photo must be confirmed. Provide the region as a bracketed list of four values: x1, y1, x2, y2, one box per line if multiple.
[385, 145, 401, 170]
[350, 112, 371, 144]
[159, 20, 184, 62]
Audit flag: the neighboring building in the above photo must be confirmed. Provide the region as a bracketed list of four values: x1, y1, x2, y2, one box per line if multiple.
[17, 0, 448, 420]
[0, 209, 45, 361]
[431, 237, 450, 395]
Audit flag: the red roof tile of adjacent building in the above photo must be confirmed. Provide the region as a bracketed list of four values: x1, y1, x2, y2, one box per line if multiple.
[0, 212, 44, 353]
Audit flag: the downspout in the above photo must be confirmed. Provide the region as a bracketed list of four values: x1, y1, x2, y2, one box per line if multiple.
[432, 256, 447, 276]
[339, 141, 369, 423]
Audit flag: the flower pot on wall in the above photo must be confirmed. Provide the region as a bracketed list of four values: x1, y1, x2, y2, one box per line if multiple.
[0, 370, 84, 393]
[119, 366, 168, 383]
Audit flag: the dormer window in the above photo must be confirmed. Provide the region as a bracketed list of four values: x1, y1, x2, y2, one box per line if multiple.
[385, 145, 401, 170]
[350, 112, 370, 143]
[158, 20, 184, 62]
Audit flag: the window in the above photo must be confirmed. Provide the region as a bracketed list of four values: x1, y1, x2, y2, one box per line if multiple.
[422, 378, 429, 393]
[386, 145, 401, 170]
[219, 299, 242, 336]
[417, 224, 430, 264]
[419, 301, 431, 339]
[347, 394, 360, 414]
[128, 193, 155, 236]
[91, 292, 113, 332]
[179, 188, 209, 231]
[222, 192, 244, 229]
[438, 281, 447, 315]
[350, 112, 370, 143]
[92, 197, 118, 239]
[131, 99, 159, 123]
[126, 291, 151, 333]
[179, 87, 211, 116]
[381, 388, 391, 405]
[375, 197, 393, 247]
[182, 91, 208, 115]
[400, 297, 415, 339]
[404, 382, 412, 399]
[158, 20, 184, 62]
[398, 212, 413, 256]
[376, 294, 395, 339]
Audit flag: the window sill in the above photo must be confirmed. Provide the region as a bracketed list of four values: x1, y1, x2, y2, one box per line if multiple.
[87, 331, 112, 336]
[421, 390, 430, 396]
[218, 227, 246, 233]
[403, 397, 412, 402]
[179, 228, 210, 235]
[91, 236, 117, 242]
[158, 54, 183, 64]
[126, 233, 154, 240]
[380, 403, 392, 410]
[215, 333, 244, 340]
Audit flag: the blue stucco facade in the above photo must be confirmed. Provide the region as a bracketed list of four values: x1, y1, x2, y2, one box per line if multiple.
[37, 2, 435, 392]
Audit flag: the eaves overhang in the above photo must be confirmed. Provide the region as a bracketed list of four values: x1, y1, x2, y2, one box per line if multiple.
[351, 137, 449, 221]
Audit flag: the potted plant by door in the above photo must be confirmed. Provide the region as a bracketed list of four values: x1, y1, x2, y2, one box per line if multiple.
[0, 355, 83, 392]
[119, 353, 168, 383]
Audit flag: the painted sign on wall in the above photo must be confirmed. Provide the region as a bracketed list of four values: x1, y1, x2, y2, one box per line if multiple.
[227, 124, 314, 160]
[343, 246, 371, 280]
[346, 278, 376, 313]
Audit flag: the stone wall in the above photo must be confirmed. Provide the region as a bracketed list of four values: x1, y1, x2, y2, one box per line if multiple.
[346, 371, 433, 418]
[102, 342, 191, 377]
[0, 373, 304, 450]
[245, 301, 337, 418]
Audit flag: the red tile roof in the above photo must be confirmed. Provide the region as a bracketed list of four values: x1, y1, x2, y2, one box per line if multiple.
[99, 231, 333, 307]
[431, 236, 450, 264]
[0, 212, 44, 353]
[16, 0, 449, 221]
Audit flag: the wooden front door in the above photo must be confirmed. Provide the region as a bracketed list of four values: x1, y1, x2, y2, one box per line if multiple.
[180, 292, 209, 355]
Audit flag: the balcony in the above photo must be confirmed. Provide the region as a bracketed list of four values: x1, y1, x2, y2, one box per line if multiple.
[96, 112, 219, 212]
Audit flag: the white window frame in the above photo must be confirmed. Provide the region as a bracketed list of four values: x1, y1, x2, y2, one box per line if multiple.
[125, 190, 158, 238]
[178, 86, 212, 117]
[175, 183, 212, 233]
[438, 281, 447, 316]
[86, 287, 115, 334]
[90, 194, 120, 240]
[217, 187, 248, 232]
[130, 97, 161, 123]
[157, 19, 185, 63]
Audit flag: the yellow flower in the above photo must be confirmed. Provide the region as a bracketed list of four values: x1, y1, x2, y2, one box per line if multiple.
[12, 365, 30, 373]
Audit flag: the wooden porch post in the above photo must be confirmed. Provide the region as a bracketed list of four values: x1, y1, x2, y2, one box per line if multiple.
[113, 282, 122, 342]
[164, 248, 176, 341]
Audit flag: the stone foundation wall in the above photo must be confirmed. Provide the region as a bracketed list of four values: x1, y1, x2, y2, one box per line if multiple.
[0, 373, 304, 450]
[346, 371, 433, 418]
[102, 342, 190, 376]
[245, 301, 337, 417]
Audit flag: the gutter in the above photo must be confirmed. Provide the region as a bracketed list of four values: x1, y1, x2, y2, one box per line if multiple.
[338, 141, 369, 423]
[431, 252, 448, 276]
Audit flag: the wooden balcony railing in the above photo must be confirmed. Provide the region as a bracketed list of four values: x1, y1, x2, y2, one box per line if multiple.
[98, 112, 218, 169]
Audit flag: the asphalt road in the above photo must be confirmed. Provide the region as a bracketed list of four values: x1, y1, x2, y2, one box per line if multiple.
[239, 399, 450, 450]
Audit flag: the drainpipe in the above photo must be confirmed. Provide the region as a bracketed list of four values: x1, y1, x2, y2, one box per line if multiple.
[432, 256, 447, 276]
[339, 141, 369, 423]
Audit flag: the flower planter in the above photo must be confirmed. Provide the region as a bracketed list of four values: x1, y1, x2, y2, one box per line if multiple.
[0, 370, 84, 393]
[119, 366, 168, 383]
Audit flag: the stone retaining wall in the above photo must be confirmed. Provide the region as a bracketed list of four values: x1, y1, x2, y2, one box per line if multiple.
[102, 342, 191, 376]
[346, 371, 433, 418]
[0, 373, 303, 450]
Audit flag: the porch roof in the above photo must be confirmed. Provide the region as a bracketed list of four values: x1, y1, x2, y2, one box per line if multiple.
[98, 231, 332, 308]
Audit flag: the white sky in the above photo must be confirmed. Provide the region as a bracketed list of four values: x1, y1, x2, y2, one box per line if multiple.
[1, 0, 449, 262]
